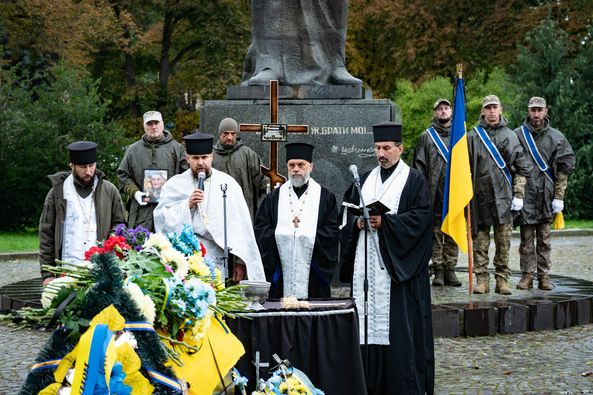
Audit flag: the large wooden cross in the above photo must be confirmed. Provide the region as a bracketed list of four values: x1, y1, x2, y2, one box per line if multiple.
[239, 80, 309, 186]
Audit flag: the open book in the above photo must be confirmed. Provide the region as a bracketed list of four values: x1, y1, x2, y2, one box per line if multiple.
[342, 200, 390, 216]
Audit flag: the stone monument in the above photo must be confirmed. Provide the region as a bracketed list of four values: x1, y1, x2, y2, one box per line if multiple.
[200, 1, 400, 199]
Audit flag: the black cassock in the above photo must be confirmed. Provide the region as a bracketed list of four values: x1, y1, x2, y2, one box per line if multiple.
[254, 183, 340, 298]
[340, 166, 435, 395]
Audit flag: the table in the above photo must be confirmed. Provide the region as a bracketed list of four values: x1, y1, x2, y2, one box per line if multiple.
[226, 298, 366, 395]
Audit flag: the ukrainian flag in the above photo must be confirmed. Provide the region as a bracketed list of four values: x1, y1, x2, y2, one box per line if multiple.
[441, 69, 473, 253]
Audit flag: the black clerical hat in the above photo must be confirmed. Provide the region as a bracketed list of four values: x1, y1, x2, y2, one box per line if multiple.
[67, 141, 98, 165]
[285, 142, 314, 163]
[372, 122, 402, 143]
[184, 132, 214, 155]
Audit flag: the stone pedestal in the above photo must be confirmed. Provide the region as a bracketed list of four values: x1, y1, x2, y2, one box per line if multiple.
[200, 98, 399, 198]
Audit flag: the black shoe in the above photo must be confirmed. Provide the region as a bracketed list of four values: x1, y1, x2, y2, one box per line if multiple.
[444, 270, 462, 287]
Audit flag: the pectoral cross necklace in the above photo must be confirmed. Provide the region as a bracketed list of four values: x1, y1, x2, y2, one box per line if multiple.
[288, 186, 308, 234]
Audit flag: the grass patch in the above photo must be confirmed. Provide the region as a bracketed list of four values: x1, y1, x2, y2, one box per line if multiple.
[0, 218, 591, 254]
[564, 219, 593, 229]
[0, 230, 38, 253]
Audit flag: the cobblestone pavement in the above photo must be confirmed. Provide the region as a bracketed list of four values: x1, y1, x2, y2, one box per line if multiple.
[1, 236, 592, 394]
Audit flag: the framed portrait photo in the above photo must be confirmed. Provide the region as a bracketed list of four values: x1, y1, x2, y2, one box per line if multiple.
[143, 169, 169, 204]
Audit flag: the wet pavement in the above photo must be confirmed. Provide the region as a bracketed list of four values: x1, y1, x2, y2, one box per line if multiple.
[1, 235, 592, 393]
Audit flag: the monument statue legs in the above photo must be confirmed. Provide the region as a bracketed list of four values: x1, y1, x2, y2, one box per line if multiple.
[241, 0, 362, 86]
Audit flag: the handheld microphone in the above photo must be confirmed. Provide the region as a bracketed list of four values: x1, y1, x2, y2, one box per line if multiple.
[349, 164, 360, 182]
[197, 172, 205, 190]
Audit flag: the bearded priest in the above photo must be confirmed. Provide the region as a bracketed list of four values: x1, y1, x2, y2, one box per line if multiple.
[154, 132, 265, 282]
[340, 122, 434, 394]
[254, 143, 340, 299]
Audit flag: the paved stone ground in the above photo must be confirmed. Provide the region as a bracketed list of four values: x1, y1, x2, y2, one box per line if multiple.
[1, 235, 592, 393]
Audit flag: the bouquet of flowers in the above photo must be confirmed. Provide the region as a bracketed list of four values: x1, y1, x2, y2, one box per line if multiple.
[253, 355, 325, 395]
[10, 224, 248, 359]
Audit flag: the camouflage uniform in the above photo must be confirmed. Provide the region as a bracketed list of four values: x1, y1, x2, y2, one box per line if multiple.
[468, 115, 532, 290]
[413, 118, 459, 282]
[515, 119, 575, 281]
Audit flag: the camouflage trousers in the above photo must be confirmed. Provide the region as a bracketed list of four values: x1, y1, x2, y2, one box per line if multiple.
[473, 224, 512, 280]
[519, 222, 552, 276]
[431, 225, 459, 271]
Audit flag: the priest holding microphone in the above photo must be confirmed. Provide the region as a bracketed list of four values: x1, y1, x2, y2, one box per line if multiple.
[154, 132, 265, 282]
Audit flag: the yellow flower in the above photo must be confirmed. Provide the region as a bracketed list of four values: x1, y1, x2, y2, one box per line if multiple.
[214, 268, 225, 291]
[188, 254, 210, 277]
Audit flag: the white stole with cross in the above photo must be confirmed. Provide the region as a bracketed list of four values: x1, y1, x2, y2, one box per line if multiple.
[353, 161, 410, 345]
[274, 178, 321, 299]
[62, 174, 98, 263]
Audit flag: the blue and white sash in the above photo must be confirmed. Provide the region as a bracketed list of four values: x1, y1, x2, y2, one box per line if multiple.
[474, 126, 512, 188]
[520, 125, 555, 183]
[427, 127, 449, 163]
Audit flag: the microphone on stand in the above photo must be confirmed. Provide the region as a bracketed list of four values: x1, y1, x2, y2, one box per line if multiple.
[349, 164, 360, 182]
[197, 171, 205, 190]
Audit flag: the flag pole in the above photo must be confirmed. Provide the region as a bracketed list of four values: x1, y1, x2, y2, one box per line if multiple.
[455, 63, 474, 296]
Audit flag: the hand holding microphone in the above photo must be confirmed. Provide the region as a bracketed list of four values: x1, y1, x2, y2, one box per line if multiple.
[189, 172, 206, 209]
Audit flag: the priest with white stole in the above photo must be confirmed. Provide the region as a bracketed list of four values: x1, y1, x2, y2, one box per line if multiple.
[153, 132, 265, 282]
[340, 122, 434, 394]
[254, 143, 340, 299]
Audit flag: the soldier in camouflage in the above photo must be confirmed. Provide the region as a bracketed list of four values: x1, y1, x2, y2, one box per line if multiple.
[514, 97, 576, 290]
[468, 95, 532, 295]
[413, 98, 461, 287]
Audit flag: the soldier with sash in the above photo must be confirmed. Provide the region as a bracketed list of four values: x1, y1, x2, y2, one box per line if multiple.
[514, 97, 575, 290]
[468, 95, 532, 295]
[413, 98, 462, 287]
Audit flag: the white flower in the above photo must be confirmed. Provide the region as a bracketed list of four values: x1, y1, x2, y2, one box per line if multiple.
[41, 276, 77, 309]
[161, 249, 189, 278]
[125, 281, 156, 323]
[144, 233, 173, 252]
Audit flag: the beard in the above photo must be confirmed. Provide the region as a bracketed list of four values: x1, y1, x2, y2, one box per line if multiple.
[289, 172, 310, 188]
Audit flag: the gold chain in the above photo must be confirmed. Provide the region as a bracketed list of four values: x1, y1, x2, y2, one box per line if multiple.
[288, 185, 308, 232]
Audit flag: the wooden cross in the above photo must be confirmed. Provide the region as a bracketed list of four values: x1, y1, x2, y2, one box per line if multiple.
[239, 80, 309, 186]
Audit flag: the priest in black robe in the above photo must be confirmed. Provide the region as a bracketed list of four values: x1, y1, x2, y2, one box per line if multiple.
[340, 122, 435, 395]
[255, 143, 340, 299]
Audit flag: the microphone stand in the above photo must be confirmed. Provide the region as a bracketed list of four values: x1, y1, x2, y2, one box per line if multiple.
[351, 173, 386, 382]
[352, 176, 371, 380]
[221, 183, 231, 276]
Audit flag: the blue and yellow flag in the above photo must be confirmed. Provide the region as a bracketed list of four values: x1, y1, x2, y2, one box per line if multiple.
[441, 70, 473, 253]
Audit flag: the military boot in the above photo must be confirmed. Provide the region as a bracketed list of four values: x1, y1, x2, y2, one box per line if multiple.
[473, 275, 489, 294]
[495, 277, 512, 295]
[516, 273, 533, 290]
[444, 269, 462, 287]
[432, 269, 444, 286]
[538, 274, 554, 291]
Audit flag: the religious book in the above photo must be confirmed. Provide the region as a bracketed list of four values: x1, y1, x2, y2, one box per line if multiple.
[342, 200, 390, 216]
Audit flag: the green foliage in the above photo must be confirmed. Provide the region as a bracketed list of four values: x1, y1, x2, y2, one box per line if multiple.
[393, 68, 522, 151]
[0, 62, 130, 230]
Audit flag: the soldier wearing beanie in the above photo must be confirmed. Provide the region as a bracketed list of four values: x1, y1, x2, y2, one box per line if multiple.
[212, 117, 268, 220]
[39, 141, 125, 284]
